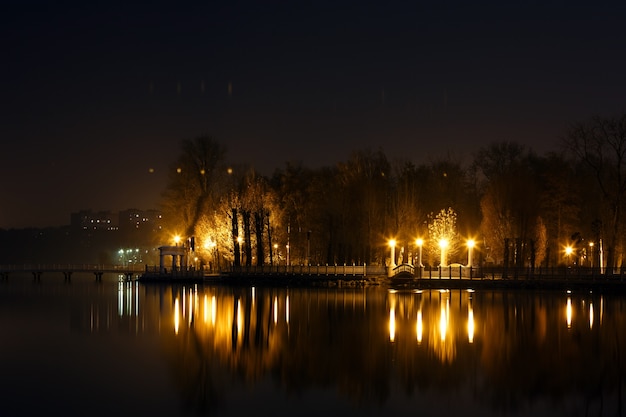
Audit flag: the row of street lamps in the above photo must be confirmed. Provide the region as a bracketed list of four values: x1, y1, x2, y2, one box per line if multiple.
[388, 238, 475, 268]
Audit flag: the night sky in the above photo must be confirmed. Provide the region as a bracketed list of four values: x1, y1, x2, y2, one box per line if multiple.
[2, 1, 626, 228]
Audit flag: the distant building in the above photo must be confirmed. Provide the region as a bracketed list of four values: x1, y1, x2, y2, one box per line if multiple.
[118, 208, 164, 234]
[70, 210, 118, 231]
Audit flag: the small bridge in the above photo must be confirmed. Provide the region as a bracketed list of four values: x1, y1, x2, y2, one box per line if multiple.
[392, 263, 416, 278]
[0, 264, 145, 282]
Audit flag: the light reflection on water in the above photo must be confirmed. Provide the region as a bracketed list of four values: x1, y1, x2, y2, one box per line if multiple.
[1, 275, 625, 417]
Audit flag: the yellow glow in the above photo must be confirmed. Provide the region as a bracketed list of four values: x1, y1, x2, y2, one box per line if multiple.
[589, 302, 594, 329]
[286, 295, 290, 324]
[174, 298, 180, 335]
[439, 239, 448, 249]
[566, 297, 572, 329]
[467, 239, 475, 248]
[565, 246, 573, 256]
[415, 238, 423, 247]
[237, 236, 243, 245]
[236, 300, 243, 339]
[203, 295, 208, 323]
[188, 288, 193, 325]
[389, 308, 396, 342]
[204, 237, 216, 250]
[601, 296, 604, 324]
[389, 239, 396, 248]
[468, 303, 475, 343]
[416, 310, 423, 344]
[211, 295, 216, 326]
[174, 235, 181, 245]
[439, 301, 448, 341]
[273, 296, 278, 324]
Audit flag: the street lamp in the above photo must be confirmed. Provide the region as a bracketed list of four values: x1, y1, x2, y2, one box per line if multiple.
[174, 235, 181, 246]
[466, 239, 475, 267]
[389, 239, 397, 268]
[439, 239, 448, 267]
[565, 245, 573, 266]
[588, 242, 594, 268]
[415, 238, 423, 267]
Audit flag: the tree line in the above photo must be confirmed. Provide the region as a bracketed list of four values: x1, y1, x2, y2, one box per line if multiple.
[160, 113, 626, 271]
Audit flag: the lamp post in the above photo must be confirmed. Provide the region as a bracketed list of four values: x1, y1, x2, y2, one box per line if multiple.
[565, 245, 573, 266]
[388, 239, 397, 278]
[439, 239, 448, 267]
[415, 238, 423, 267]
[589, 242, 594, 268]
[466, 239, 475, 268]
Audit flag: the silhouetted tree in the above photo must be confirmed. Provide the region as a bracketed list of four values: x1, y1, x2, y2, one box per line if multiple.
[562, 113, 626, 269]
[162, 136, 227, 239]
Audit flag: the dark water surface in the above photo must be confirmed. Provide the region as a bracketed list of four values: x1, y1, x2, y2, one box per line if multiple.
[1, 274, 625, 416]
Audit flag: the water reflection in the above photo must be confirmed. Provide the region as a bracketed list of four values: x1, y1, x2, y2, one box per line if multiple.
[8, 279, 624, 416]
[136, 286, 624, 416]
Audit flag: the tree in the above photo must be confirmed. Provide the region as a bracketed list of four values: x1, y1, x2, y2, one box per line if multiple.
[474, 142, 543, 267]
[562, 114, 626, 269]
[427, 208, 459, 266]
[161, 136, 227, 239]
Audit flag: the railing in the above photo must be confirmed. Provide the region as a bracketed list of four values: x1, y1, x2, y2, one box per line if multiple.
[0, 264, 144, 273]
[230, 264, 368, 277]
[416, 265, 626, 281]
[393, 264, 415, 276]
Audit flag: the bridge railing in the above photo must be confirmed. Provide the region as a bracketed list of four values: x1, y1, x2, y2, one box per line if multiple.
[0, 264, 145, 273]
[230, 264, 368, 277]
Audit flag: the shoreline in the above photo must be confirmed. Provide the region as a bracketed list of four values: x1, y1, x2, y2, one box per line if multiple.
[138, 272, 626, 293]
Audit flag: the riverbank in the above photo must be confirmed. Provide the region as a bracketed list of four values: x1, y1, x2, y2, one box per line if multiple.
[138, 271, 626, 293]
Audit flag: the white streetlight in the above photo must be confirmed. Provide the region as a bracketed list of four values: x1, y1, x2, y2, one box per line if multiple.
[389, 239, 397, 268]
[467, 239, 475, 267]
[565, 245, 573, 266]
[415, 238, 424, 268]
[439, 239, 448, 267]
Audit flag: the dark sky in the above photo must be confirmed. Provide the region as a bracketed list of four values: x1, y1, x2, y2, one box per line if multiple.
[2, 1, 626, 228]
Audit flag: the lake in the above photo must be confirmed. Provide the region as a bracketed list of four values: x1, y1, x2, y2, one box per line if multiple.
[1, 274, 624, 416]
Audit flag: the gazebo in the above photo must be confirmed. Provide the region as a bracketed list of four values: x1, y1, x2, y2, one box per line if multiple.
[157, 245, 189, 274]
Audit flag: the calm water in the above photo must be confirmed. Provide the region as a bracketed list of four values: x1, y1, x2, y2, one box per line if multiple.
[1, 274, 625, 417]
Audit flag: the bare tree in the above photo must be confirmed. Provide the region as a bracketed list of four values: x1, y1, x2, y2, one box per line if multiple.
[161, 136, 227, 239]
[562, 114, 626, 270]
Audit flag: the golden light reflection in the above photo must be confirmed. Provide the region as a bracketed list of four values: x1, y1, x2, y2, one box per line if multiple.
[389, 308, 396, 342]
[274, 296, 278, 324]
[439, 300, 448, 342]
[203, 295, 208, 323]
[286, 295, 290, 324]
[566, 297, 572, 329]
[416, 310, 423, 344]
[211, 295, 216, 326]
[174, 298, 180, 334]
[188, 288, 193, 326]
[589, 302, 594, 329]
[468, 300, 474, 344]
[600, 296, 604, 325]
[237, 299, 243, 340]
